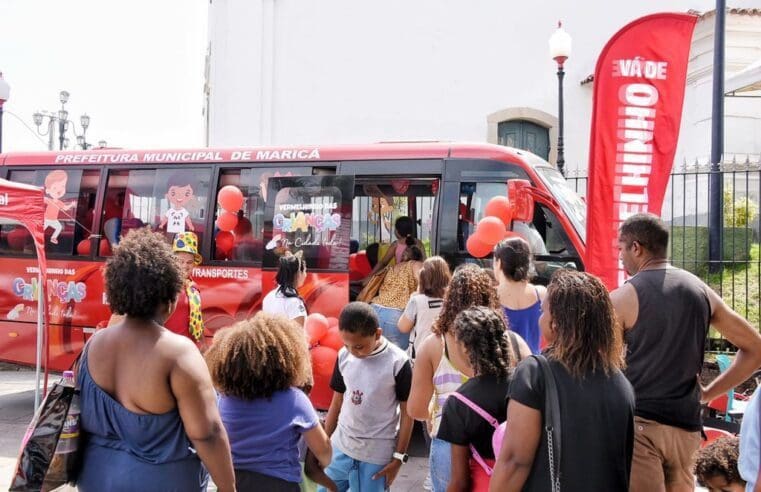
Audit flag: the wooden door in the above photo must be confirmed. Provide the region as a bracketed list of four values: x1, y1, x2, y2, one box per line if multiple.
[498, 120, 550, 160]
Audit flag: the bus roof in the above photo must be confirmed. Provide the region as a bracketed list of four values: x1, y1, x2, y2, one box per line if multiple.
[0, 141, 547, 168]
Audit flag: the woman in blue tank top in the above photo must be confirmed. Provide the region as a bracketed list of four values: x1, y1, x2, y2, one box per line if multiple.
[76, 229, 235, 492]
[493, 237, 545, 355]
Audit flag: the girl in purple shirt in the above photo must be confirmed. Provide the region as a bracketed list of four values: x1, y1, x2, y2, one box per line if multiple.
[205, 312, 334, 491]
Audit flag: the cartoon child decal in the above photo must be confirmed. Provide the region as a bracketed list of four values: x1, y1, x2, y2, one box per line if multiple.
[159, 173, 195, 234]
[44, 170, 76, 244]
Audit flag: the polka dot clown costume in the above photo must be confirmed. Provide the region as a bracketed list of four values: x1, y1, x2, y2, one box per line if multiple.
[170, 232, 205, 343]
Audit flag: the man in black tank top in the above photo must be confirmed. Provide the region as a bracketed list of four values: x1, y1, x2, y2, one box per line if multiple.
[610, 213, 761, 492]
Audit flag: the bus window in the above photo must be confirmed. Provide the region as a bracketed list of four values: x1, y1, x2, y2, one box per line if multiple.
[101, 168, 212, 254]
[0, 169, 100, 257]
[212, 167, 309, 262]
[350, 178, 438, 279]
[526, 203, 582, 285]
[262, 175, 354, 271]
[458, 182, 507, 253]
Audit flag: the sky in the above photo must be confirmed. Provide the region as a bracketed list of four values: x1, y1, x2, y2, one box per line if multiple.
[0, 0, 208, 152]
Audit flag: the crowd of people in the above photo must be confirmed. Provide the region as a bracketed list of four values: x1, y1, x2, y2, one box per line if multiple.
[69, 213, 761, 492]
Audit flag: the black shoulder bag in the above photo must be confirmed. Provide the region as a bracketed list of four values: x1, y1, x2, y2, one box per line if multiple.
[532, 354, 562, 492]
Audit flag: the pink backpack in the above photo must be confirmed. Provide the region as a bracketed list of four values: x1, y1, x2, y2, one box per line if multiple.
[449, 392, 507, 476]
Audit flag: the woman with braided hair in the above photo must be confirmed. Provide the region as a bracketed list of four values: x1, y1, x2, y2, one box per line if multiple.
[407, 265, 529, 492]
[489, 270, 635, 492]
[437, 306, 515, 491]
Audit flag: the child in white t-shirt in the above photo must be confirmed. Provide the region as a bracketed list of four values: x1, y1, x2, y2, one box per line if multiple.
[398, 256, 451, 362]
[321, 302, 413, 492]
[262, 252, 308, 326]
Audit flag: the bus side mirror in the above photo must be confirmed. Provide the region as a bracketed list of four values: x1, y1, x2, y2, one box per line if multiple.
[507, 180, 535, 222]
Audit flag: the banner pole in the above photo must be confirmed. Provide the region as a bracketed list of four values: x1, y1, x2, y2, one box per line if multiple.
[34, 270, 43, 411]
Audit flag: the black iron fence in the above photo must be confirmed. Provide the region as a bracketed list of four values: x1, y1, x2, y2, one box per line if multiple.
[566, 154, 761, 349]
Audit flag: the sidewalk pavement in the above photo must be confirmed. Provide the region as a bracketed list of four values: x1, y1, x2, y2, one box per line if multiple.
[0, 367, 46, 489]
[0, 365, 429, 491]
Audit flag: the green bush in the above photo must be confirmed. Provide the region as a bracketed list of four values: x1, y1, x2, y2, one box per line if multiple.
[670, 226, 753, 275]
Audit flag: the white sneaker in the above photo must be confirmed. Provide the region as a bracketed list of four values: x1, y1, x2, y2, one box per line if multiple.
[423, 472, 433, 491]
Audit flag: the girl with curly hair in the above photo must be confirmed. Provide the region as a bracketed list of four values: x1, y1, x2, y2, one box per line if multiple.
[407, 265, 529, 492]
[490, 270, 635, 492]
[438, 307, 515, 491]
[205, 312, 333, 491]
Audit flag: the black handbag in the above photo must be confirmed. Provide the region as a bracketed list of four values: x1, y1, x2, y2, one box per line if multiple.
[533, 354, 562, 492]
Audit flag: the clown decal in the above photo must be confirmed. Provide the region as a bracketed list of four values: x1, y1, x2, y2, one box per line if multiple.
[160, 173, 196, 233]
[44, 170, 76, 244]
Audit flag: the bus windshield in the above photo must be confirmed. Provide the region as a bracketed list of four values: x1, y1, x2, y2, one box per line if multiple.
[533, 165, 587, 243]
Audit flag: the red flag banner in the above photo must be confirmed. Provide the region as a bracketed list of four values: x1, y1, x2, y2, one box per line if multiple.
[585, 12, 697, 290]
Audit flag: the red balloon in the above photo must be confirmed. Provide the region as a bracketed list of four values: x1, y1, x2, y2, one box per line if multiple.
[218, 185, 244, 213]
[310, 345, 338, 410]
[476, 216, 507, 245]
[485, 196, 513, 226]
[321, 326, 345, 351]
[216, 211, 238, 232]
[215, 231, 235, 254]
[326, 317, 339, 329]
[214, 248, 230, 261]
[76, 239, 91, 256]
[305, 313, 330, 346]
[98, 239, 112, 257]
[466, 233, 493, 258]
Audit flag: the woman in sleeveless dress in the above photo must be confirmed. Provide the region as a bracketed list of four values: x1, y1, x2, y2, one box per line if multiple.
[368, 238, 424, 350]
[76, 229, 235, 492]
[494, 237, 546, 355]
[408, 265, 529, 492]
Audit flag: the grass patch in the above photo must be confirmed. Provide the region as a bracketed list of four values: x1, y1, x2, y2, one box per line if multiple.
[705, 243, 761, 351]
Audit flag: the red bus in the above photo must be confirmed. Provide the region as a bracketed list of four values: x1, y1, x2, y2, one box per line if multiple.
[0, 142, 587, 371]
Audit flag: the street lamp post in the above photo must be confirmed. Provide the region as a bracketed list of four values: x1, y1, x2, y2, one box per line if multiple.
[549, 21, 572, 177]
[34, 90, 98, 151]
[0, 73, 10, 154]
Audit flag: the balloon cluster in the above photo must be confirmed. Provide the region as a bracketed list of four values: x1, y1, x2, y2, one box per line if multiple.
[305, 313, 344, 410]
[214, 186, 244, 260]
[466, 195, 522, 258]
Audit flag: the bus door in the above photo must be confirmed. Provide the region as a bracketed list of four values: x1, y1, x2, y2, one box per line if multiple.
[338, 159, 443, 288]
[439, 158, 583, 283]
[438, 158, 529, 268]
[260, 175, 355, 318]
[200, 165, 339, 332]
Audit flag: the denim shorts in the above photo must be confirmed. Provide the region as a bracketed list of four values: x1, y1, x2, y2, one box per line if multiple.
[318, 447, 387, 492]
[429, 437, 452, 492]
[371, 304, 409, 351]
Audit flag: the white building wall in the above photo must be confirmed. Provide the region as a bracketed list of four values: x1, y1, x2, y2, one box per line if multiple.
[207, 1, 761, 178]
